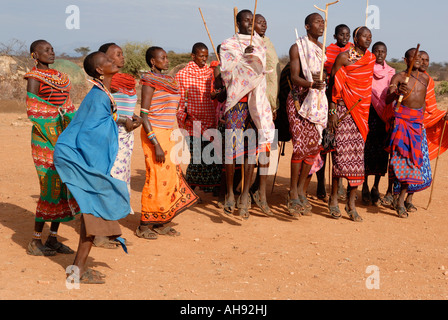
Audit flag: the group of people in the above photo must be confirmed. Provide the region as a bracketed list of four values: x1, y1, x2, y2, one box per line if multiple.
[23, 9, 448, 284]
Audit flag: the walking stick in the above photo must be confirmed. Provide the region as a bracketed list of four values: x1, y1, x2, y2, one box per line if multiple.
[425, 120, 447, 210]
[396, 44, 420, 111]
[199, 8, 220, 63]
[365, 0, 369, 26]
[234, 7, 238, 34]
[249, 0, 258, 46]
[314, 0, 340, 109]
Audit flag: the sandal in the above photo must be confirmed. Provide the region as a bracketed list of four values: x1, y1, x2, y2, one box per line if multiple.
[286, 193, 303, 218]
[405, 202, 417, 213]
[223, 195, 236, 215]
[380, 194, 394, 207]
[397, 206, 409, 219]
[298, 195, 312, 216]
[135, 226, 159, 240]
[93, 236, 119, 249]
[328, 197, 342, 219]
[238, 196, 251, 220]
[26, 241, 57, 256]
[345, 204, 363, 222]
[44, 240, 75, 254]
[79, 269, 106, 284]
[251, 190, 273, 216]
[153, 226, 181, 237]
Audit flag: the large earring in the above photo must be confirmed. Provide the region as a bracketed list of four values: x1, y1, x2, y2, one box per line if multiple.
[31, 53, 38, 66]
[99, 75, 104, 80]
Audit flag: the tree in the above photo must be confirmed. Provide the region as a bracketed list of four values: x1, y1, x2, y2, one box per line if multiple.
[74, 46, 90, 57]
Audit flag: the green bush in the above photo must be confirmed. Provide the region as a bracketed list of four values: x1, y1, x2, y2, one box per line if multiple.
[436, 81, 448, 96]
[120, 41, 151, 78]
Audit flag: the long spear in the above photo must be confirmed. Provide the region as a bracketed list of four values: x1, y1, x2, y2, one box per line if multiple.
[425, 121, 447, 210]
[314, 0, 340, 108]
[198, 8, 220, 63]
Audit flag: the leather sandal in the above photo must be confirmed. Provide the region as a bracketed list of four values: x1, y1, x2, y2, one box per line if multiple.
[345, 204, 363, 222]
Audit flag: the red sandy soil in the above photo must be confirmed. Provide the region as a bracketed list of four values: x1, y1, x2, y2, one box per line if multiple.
[1, 107, 448, 301]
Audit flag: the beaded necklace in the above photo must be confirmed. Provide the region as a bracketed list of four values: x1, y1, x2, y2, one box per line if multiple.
[348, 46, 364, 63]
[25, 67, 71, 92]
[88, 79, 117, 113]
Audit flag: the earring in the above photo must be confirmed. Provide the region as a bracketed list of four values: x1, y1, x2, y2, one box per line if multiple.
[31, 53, 38, 66]
[99, 75, 104, 80]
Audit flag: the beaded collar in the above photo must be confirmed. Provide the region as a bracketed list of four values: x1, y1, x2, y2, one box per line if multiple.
[348, 46, 365, 63]
[24, 67, 71, 92]
[88, 79, 117, 113]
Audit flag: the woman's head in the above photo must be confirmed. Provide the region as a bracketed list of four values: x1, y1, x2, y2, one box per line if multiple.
[83, 51, 119, 80]
[334, 24, 350, 47]
[353, 26, 372, 51]
[145, 46, 169, 72]
[99, 43, 125, 69]
[30, 40, 55, 66]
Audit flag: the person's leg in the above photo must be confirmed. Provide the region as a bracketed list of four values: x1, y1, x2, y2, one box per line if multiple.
[224, 162, 236, 213]
[396, 185, 409, 218]
[257, 151, 270, 204]
[316, 153, 327, 199]
[362, 176, 371, 205]
[371, 175, 381, 205]
[289, 161, 301, 200]
[72, 215, 94, 276]
[45, 222, 75, 254]
[346, 185, 363, 222]
[28, 221, 56, 256]
[238, 159, 255, 219]
[404, 193, 417, 212]
[297, 162, 313, 215]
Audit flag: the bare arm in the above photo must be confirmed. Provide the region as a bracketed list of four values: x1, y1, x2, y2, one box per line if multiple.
[141, 85, 165, 163]
[26, 78, 40, 95]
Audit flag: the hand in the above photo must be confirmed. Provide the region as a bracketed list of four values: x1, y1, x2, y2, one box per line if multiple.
[444, 112, 448, 121]
[272, 111, 277, 121]
[244, 45, 254, 54]
[311, 73, 326, 90]
[124, 118, 134, 132]
[154, 144, 166, 163]
[398, 83, 411, 96]
[132, 114, 143, 130]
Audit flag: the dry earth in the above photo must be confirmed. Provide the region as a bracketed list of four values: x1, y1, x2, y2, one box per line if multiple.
[1, 103, 448, 302]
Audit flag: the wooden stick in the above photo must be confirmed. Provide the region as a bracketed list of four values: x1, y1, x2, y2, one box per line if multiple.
[198, 8, 220, 63]
[271, 141, 285, 194]
[365, 0, 369, 26]
[396, 44, 420, 111]
[295, 28, 299, 40]
[234, 7, 238, 34]
[425, 120, 447, 210]
[314, 0, 340, 109]
[338, 98, 362, 124]
[249, 0, 258, 46]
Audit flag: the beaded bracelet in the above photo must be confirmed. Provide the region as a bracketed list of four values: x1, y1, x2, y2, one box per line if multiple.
[328, 108, 337, 116]
[141, 108, 149, 115]
[113, 113, 119, 122]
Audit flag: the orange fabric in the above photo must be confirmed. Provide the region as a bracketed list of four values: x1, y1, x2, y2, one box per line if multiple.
[332, 50, 376, 142]
[324, 42, 352, 76]
[140, 127, 198, 224]
[424, 74, 448, 160]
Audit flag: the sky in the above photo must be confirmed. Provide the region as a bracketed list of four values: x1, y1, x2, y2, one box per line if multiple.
[0, 0, 445, 63]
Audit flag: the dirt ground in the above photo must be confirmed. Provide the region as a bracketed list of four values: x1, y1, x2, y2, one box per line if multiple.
[1, 104, 448, 301]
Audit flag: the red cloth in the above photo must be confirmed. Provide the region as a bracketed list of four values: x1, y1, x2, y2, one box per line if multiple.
[423, 74, 448, 160]
[111, 73, 136, 95]
[332, 50, 376, 142]
[175, 61, 215, 137]
[324, 43, 352, 76]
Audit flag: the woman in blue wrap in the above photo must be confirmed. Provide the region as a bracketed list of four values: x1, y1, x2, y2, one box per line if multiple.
[54, 51, 136, 284]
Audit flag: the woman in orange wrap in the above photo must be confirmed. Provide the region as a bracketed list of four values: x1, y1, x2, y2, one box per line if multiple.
[327, 26, 376, 222]
[135, 47, 198, 240]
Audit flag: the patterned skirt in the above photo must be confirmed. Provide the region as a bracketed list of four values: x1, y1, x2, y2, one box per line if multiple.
[224, 102, 257, 163]
[110, 125, 135, 194]
[364, 106, 389, 176]
[331, 103, 365, 187]
[27, 94, 80, 222]
[186, 136, 222, 193]
[286, 92, 322, 165]
[141, 127, 198, 225]
[392, 128, 431, 194]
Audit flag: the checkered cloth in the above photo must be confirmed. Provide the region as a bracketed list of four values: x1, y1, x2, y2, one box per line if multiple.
[387, 104, 424, 168]
[175, 61, 215, 138]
